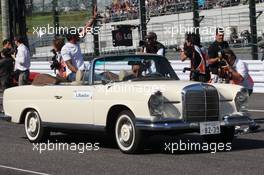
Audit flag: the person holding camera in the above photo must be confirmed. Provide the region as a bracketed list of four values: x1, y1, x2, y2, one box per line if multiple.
[61, 6, 97, 81]
[222, 48, 259, 132]
[139, 32, 166, 74]
[14, 36, 31, 86]
[222, 49, 254, 95]
[180, 33, 209, 82]
[51, 38, 67, 78]
[208, 27, 230, 82]
[0, 48, 14, 90]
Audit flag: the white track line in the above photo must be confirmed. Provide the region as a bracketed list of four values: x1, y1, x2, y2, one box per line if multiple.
[248, 109, 264, 113]
[0, 165, 51, 175]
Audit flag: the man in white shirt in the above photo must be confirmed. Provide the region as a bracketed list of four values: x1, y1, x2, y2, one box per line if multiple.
[223, 49, 254, 95]
[61, 37, 85, 81]
[14, 36, 31, 85]
[61, 6, 97, 81]
[223, 48, 259, 132]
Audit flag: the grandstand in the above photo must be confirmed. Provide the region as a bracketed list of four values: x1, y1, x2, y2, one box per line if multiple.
[28, 1, 264, 60]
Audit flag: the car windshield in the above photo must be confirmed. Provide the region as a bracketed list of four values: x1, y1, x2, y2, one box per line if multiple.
[90, 55, 179, 84]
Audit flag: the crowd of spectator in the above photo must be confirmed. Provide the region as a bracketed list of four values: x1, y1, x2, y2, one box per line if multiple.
[100, 0, 263, 22]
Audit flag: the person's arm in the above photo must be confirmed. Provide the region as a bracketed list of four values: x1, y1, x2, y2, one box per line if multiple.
[207, 57, 220, 64]
[79, 6, 97, 38]
[228, 67, 244, 82]
[224, 62, 244, 82]
[65, 60, 77, 73]
[207, 45, 220, 64]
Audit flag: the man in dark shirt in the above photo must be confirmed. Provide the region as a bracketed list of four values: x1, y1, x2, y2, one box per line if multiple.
[141, 32, 166, 56]
[208, 27, 229, 76]
[0, 48, 14, 90]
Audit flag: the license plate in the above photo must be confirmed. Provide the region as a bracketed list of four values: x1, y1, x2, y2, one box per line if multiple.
[200, 121, 221, 135]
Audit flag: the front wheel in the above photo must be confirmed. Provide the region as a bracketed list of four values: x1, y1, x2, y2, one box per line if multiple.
[115, 110, 144, 154]
[24, 110, 50, 143]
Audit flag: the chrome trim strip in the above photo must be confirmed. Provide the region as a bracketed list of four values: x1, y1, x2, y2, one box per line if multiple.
[42, 122, 105, 131]
[136, 114, 252, 131]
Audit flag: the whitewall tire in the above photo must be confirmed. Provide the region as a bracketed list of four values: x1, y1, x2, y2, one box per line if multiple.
[115, 110, 143, 153]
[24, 110, 49, 142]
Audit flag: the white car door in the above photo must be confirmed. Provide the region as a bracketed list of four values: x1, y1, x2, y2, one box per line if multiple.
[41, 85, 94, 125]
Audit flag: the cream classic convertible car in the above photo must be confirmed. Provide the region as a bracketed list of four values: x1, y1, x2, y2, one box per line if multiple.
[3, 54, 253, 153]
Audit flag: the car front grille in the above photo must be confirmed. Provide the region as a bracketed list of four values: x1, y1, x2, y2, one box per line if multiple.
[182, 84, 219, 122]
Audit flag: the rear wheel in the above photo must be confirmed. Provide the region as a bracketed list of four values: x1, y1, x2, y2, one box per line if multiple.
[24, 110, 50, 142]
[115, 110, 144, 153]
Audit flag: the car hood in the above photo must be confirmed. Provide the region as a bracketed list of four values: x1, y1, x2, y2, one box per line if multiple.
[108, 80, 242, 102]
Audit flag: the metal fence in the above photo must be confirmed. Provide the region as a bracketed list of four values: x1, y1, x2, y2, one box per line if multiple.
[23, 1, 264, 60]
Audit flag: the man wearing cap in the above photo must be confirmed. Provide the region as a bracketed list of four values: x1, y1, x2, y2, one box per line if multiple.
[142, 32, 166, 56]
[208, 27, 230, 82]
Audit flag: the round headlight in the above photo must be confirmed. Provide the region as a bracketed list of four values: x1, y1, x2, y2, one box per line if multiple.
[148, 91, 164, 116]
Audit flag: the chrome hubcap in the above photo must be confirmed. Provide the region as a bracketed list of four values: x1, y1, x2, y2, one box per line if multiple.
[26, 112, 39, 138]
[120, 124, 131, 142]
[28, 118, 37, 132]
[116, 114, 135, 150]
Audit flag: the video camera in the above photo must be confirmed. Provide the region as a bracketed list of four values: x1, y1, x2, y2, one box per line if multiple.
[139, 40, 148, 47]
[217, 50, 228, 67]
[50, 49, 61, 71]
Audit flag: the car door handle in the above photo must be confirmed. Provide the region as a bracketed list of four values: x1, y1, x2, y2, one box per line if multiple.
[54, 95, 63, 99]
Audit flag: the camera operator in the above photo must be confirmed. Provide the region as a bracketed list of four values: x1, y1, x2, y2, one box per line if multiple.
[139, 32, 165, 74]
[222, 48, 259, 132]
[51, 38, 66, 78]
[0, 48, 14, 90]
[140, 32, 165, 56]
[61, 6, 97, 81]
[180, 33, 209, 82]
[208, 27, 230, 82]
[222, 49, 254, 95]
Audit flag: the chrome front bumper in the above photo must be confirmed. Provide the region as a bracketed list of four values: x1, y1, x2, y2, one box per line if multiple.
[136, 113, 254, 131]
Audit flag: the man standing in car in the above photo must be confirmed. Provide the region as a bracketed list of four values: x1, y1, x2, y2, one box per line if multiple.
[61, 6, 97, 81]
